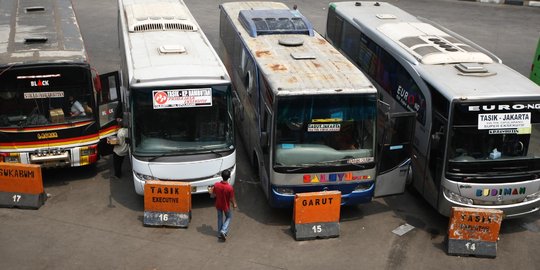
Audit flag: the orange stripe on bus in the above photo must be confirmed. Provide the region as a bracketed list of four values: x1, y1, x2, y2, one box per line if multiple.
[0, 121, 93, 133]
[0, 134, 99, 149]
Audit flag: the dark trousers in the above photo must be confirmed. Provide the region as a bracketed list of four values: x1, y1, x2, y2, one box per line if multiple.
[113, 153, 125, 178]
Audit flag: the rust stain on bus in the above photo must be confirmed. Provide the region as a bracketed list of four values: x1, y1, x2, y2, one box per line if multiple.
[270, 64, 287, 71]
[288, 76, 299, 83]
[256, 50, 271, 57]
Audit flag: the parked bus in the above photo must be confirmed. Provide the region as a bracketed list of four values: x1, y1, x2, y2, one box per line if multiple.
[326, 1, 540, 217]
[117, 0, 236, 195]
[219, 1, 415, 207]
[0, 0, 120, 168]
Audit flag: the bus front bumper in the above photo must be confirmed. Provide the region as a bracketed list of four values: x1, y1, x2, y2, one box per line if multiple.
[132, 166, 236, 196]
[440, 188, 540, 219]
[269, 182, 375, 208]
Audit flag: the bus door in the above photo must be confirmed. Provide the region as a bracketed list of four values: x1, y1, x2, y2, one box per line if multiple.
[374, 111, 416, 197]
[97, 71, 121, 155]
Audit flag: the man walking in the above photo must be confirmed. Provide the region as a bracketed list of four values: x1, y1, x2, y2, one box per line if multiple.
[210, 170, 237, 241]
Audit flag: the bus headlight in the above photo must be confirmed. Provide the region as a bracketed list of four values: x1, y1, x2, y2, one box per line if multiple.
[4, 153, 20, 163]
[213, 165, 235, 178]
[134, 172, 154, 181]
[275, 187, 294, 195]
[80, 146, 96, 156]
[354, 182, 373, 191]
[443, 188, 473, 205]
[523, 190, 540, 202]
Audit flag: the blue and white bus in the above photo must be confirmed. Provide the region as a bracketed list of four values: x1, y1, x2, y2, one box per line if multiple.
[219, 1, 415, 207]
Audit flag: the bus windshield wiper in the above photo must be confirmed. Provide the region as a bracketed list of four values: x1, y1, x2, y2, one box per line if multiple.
[206, 149, 223, 158]
[148, 150, 189, 161]
[284, 166, 315, 173]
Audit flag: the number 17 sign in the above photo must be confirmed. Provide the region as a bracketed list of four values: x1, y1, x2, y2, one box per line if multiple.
[0, 163, 45, 209]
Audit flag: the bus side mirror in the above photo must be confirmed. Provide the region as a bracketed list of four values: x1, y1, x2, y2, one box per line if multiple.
[260, 131, 269, 153]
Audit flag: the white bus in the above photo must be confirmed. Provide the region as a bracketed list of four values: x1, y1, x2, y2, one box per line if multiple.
[117, 0, 236, 195]
[326, 1, 540, 217]
[0, 0, 121, 168]
[219, 1, 415, 207]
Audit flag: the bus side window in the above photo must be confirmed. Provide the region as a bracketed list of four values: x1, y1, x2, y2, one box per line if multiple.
[326, 7, 343, 48]
[341, 20, 359, 57]
[220, 10, 235, 55]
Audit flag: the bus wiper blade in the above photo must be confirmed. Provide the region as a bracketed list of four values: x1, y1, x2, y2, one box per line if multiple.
[207, 149, 223, 157]
[148, 150, 186, 161]
[283, 164, 320, 172]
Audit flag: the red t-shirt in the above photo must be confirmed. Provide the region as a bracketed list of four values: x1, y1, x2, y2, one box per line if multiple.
[214, 181, 234, 211]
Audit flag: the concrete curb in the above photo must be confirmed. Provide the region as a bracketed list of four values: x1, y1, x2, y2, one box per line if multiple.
[459, 0, 540, 6]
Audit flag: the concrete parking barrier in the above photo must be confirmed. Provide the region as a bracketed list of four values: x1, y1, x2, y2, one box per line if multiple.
[292, 191, 341, 240]
[0, 162, 45, 209]
[143, 180, 191, 228]
[447, 207, 503, 257]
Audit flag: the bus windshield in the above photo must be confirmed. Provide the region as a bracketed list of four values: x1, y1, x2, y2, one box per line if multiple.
[131, 84, 233, 155]
[0, 65, 94, 127]
[449, 101, 540, 173]
[274, 94, 376, 167]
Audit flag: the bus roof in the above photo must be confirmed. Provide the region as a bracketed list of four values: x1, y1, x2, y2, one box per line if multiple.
[330, 1, 540, 101]
[119, 0, 230, 87]
[220, 1, 375, 96]
[0, 0, 87, 67]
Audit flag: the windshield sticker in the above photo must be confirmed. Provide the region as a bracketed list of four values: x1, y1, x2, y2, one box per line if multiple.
[307, 123, 340, 132]
[281, 144, 295, 149]
[478, 113, 531, 132]
[23, 91, 64, 99]
[153, 89, 212, 109]
[390, 145, 404, 150]
[347, 157, 374, 164]
[488, 128, 531, 135]
[17, 74, 61, 79]
[311, 118, 342, 123]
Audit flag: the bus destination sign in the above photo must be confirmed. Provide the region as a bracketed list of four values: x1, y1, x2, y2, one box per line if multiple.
[153, 89, 212, 109]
